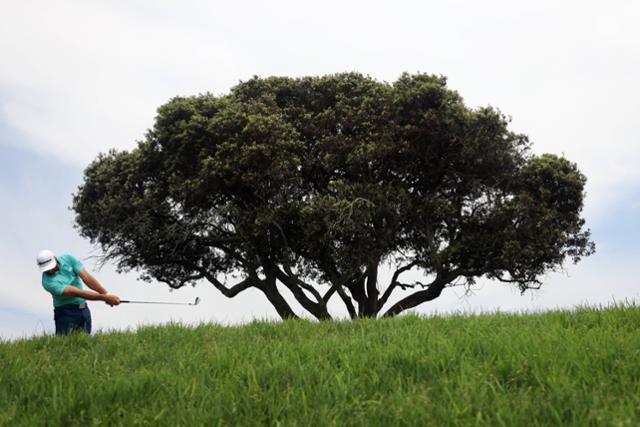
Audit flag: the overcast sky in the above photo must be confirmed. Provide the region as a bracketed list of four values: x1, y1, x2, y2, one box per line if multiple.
[1, 0, 638, 340]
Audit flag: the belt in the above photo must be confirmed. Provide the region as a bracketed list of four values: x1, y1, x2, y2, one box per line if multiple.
[55, 302, 87, 309]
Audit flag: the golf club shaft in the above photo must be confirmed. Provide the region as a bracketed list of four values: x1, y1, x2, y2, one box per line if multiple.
[120, 300, 195, 305]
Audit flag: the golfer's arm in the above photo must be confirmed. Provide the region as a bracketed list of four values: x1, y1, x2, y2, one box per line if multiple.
[78, 269, 108, 294]
[62, 286, 110, 302]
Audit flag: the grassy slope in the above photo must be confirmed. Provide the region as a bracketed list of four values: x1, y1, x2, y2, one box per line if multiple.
[1, 305, 639, 426]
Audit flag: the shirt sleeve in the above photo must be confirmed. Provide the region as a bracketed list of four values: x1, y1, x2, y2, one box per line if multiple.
[67, 254, 85, 274]
[42, 279, 67, 297]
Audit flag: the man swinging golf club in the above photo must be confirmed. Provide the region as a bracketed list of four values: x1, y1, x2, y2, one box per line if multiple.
[37, 249, 120, 335]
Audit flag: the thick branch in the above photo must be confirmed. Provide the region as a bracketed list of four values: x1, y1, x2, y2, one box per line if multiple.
[335, 285, 357, 319]
[281, 264, 324, 304]
[322, 286, 337, 303]
[382, 271, 459, 317]
[323, 268, 361, 319]
[260, 270, 299, 319]
[377, 261, 419, 309]
[203, 272, 256, 298]
[323, 281, 357, 319]
[321, 262, 363, 319]
[275, 268, 332, 320]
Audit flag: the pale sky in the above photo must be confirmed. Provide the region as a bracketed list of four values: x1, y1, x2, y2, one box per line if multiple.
[1, 0, 638, 340]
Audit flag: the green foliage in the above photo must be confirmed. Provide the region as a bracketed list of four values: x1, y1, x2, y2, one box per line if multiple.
[1, 304, 639, 426]
[72, 73, 594, 319]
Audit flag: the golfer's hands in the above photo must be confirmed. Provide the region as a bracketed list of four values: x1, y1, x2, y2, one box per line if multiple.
[104, 294, 121, 307]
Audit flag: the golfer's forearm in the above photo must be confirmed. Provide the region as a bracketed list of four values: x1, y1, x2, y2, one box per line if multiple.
[63, 287, 110, 302]
[85, 279, 108, 294]
[80, 270, 108, 294]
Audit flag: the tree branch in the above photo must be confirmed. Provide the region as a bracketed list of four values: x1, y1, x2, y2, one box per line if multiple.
[259, 271, 299, 319]
[377, 261, 419, 309]
[322, 280, 357, 319]
[381, 270, 459, 317]
[320, 262, 363, 318]
[281, 264, 324, 304]
[157, 272, 206, 289]
[275, 268, 332, 320]
[202, 272, 257, 298]
[336, 285, 357, 319]
[322, 286, 337, 303]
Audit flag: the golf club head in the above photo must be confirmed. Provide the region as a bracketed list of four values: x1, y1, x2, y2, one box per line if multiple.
[193, 297, 201, 306]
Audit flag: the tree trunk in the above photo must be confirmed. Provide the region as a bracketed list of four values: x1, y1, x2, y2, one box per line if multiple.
[346, 276, 367, 317]
[364, 262, 379, 317]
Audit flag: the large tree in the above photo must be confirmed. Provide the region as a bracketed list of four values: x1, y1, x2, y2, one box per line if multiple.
[73, 73, 594, 319]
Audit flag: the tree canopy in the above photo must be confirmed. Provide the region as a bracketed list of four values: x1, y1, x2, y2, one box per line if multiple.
[73, 73, 595, 319]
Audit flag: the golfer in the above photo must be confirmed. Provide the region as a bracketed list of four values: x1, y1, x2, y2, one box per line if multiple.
[37, 249, 121, 335]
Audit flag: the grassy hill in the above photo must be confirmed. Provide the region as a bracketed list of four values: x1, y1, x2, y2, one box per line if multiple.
[1, 304, 639, 426]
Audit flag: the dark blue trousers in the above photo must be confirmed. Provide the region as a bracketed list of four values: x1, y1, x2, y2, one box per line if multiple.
[54, 304, 92, 335]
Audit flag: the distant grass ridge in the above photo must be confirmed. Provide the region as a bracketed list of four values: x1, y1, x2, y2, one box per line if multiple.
[1, 304, 639, 426]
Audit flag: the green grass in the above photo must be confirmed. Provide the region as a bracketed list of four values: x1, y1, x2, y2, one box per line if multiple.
[1, 304, 639, 426]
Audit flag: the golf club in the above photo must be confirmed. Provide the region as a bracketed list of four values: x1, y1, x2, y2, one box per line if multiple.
[120, 297, 201, 306]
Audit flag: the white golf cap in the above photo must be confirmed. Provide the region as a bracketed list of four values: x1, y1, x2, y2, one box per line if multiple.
[37, 249, 57, 272]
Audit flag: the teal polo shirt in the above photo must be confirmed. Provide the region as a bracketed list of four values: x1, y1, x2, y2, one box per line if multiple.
[41, 254, 87, 307]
